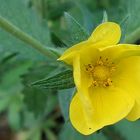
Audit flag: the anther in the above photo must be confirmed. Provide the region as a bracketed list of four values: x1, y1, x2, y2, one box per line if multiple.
[85, 57, 115, 88]
[88, 64, 92, 68]
[97, 60, 104, 65]
[85, 64, 94, 72]
[93, 81, 98, 87]
[103, 82, 110, 87]
[110, 66, 116, 72]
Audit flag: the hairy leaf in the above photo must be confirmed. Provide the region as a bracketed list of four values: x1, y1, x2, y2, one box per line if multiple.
[32, 70, 75, 90]
[64, 12, 89, 46]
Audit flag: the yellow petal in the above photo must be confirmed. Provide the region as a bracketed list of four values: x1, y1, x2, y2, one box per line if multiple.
[70, 87, 134, 135]
[127, 102, 140, 121]
[113, 56, 140, 121]
[100, 44, 140, 63]
[73, 55, 95, 115]
[58, 22, 121, 65]
[73, 50, 99, 90]
[88, 22, 121, 46]
[72, 44, 140, 92]
[58, 41, 89, 65]
[73, 55, 81, 88]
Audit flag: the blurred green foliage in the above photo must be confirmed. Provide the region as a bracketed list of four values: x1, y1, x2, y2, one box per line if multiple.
[0, 0, 140, 140]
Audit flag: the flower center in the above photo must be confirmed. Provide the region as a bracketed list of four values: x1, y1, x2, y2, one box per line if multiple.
[85, 56, 115, 88]
[93, 65, 109, 81]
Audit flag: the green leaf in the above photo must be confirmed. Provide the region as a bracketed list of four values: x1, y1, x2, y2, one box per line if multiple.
[58, 88, 75, 121]
[24, 89, 56, 119]
[102, 119, 140, 140]
[64, 12, 89, 46]
[22, 63, 58, 117]
[8, 93, 23, 131]
[124, 0, 140, 43]
[46, 1, 73, 20]
[59, 122, 108, 140]
[45, 129, 57, 140]
[104, 0, 140, 43]
[0, 93, 10, 112]
[21, 111, 37, 129]
[113, 120, 140, 140]
[32, 70, 75, 90]
[0, 60, 32, 93]
[102, 11, 108, 23]
[23, 87, 49, 117]
[72, 2, 95, 33]
[120, 15, 130, 43]
[0, 0, 52, 60]
[106, 0, 129, 23]
[27, 127, 41, 140]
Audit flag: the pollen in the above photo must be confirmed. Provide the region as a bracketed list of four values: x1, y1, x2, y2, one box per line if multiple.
[85, 56, 115, 87]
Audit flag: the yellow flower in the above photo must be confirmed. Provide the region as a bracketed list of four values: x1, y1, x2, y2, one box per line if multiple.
[58, 22, 140, 135]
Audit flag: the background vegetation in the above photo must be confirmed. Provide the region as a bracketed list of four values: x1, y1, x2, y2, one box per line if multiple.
[0, 0, 140, 140]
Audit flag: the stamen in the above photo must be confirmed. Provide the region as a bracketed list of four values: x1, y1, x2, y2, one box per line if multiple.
[106, 58, 108, 61]
[103, 78, 113, 87]
[92, 81, 98, 87]
[85, 57, 116, 88]
[88, 64, 92, 68]
[96, 58, 104, 65]
[85, 64, 94, 72]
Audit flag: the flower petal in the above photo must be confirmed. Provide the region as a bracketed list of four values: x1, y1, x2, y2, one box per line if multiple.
[73, 49, 99, 89]
[58, 41, 89, 65]
[88, 22, 121, 46]
[113, 56, 140, 121]
[70, 87, 134, 135]
[73, 55, 93, 105]
[100, 44, 140, 63]
[58, 22, 122, 65]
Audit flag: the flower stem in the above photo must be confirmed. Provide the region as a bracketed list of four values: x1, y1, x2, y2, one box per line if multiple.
[0, 15, 58, 60]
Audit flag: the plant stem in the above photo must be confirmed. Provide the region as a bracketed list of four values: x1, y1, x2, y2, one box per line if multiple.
[0, 15, 58, 60]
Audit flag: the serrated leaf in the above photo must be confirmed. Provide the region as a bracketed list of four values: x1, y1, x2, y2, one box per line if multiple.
[22, 64, 58, 118]
[23, 87, 48, 117]
[0, 59, 32, 95]
[64, 12, 89, 46]
[32, 70, 75, 90]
